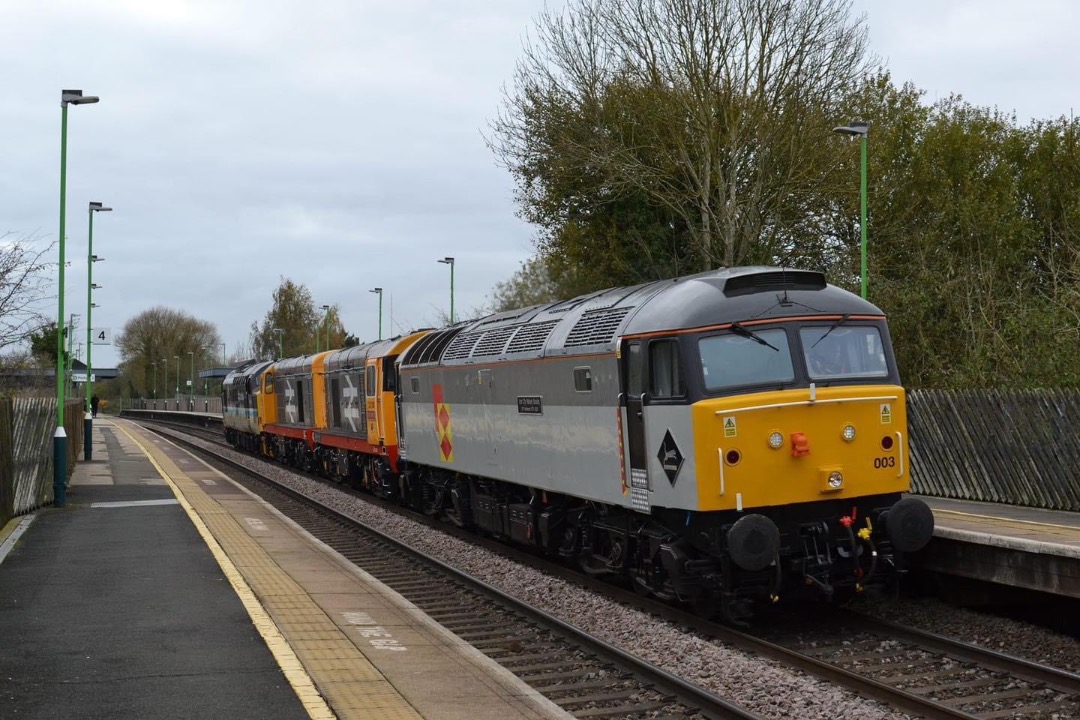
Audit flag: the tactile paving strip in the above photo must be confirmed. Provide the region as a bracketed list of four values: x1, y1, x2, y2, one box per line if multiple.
[118, 423, 424, 720]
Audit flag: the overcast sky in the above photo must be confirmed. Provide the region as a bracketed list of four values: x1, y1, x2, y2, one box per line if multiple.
[3, 0, 1079, 370]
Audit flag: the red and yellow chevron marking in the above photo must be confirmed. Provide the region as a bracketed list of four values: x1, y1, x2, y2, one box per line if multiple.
[433, 383, 453, 463]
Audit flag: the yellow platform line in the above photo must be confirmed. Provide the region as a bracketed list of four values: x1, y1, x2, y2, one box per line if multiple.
[934, 508, 1080, 533]
[114, 422, 337, 720]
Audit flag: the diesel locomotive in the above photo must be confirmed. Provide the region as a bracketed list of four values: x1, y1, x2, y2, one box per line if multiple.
[223, 267, 934, 621]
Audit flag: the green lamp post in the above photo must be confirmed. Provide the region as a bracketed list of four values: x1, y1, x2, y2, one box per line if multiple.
[370, 287, 383, 340]
[187, 350, 194, 410]
[833, 121, 869, 299]
[321, 304, 331, 352]
[438, 257, 455, 324]
[54, 89, 99, 507]
[84, 201, 111, 461]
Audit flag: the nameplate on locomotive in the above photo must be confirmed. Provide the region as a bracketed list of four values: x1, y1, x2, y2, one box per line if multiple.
[517, 396, 543, 415]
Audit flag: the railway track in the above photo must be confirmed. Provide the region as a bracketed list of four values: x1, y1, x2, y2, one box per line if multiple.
[139, 418, 1080, 720]
[755, 610, 1080, 719]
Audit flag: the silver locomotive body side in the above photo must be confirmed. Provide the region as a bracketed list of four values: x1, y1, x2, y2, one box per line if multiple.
[400, 354, 631, 507]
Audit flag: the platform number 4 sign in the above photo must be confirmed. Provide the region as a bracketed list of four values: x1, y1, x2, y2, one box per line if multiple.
[91, 327, 112, 346]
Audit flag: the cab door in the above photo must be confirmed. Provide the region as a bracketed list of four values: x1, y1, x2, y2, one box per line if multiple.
[365, 362, 379, 443]
[621, 340, 650, 511]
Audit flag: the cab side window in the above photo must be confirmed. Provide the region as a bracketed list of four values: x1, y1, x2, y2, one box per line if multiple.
[649, 339, 685, 399]
[366, 366, 377, 397]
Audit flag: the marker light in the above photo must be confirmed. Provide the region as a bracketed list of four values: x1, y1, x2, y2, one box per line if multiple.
[768, 431, 784, 449]
[828, 472, 844, 489]
[881, 435, 894, 450]
[842, 424, 856, 442]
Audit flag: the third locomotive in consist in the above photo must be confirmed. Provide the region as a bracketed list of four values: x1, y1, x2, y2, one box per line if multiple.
[223, 267, 934, 621]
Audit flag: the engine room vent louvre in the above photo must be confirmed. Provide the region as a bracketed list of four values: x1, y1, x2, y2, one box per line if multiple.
[506, 320, 559, 353]
[403, 327, 462, 366]
[443, 331, 484, 361]
[471, 326, 518, 357]
[723, 270, 826, 297]
[564, 307, 632, 347]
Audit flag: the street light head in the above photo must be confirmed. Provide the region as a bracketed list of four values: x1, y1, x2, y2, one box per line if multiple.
[370, 288, 382, 295]
[89, 202, 113, 213]
[61, 89, 100, 106]
[90, 283, 102, 289]
[91, 255, 104, 262]
[90, 303, 100, 308]
[438, 257, 454, 265]
[833, 121, 869, 138]
[322, 304, 330, 311]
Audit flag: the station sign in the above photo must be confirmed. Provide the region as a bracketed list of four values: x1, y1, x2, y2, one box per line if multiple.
[91, 327, 112, 346]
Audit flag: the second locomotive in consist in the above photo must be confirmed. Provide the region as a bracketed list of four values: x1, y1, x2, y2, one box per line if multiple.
[223, 267, 934, 621]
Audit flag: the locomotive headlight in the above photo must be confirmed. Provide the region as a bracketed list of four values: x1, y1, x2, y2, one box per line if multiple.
[841, 424, 856, 442]
[767, 431, 784, 449]
[828, 471, 844, 489]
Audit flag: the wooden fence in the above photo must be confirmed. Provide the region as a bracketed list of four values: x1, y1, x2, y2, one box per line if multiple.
[0, 398, 84, 527]
[908, 389, 1080, 511]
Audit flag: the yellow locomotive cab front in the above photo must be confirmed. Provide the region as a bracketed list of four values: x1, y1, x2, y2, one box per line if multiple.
[692, 384, 909, 512]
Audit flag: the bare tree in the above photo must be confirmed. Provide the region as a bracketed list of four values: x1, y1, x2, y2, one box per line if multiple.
[0, 233, 53, 352]
[490, 0, 871, 269]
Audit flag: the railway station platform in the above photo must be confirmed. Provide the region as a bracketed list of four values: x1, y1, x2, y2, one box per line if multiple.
[0, 417, 571, 720]
[915, 495, 1080, 600]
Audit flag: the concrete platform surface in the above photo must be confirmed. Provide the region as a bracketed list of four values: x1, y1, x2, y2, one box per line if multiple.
[0, 418, 572, 720]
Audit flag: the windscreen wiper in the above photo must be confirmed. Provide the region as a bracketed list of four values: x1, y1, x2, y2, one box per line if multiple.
[810, 314, 850, 348]
[730, 322, 779, 351]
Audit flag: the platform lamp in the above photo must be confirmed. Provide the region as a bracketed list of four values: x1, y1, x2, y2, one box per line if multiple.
[321, 304, 331, 352]
[272, 328, 284, 360]
[833, 121, 869, 299]
[84, 201, 111, 461]
[437, 257, 455, 324]
[370, 288, 383, 340]
[187, 350, 194, 410]
[159, 357, 167, 408]
[173, 354, 180, 408]
[54, 88, 100, 507]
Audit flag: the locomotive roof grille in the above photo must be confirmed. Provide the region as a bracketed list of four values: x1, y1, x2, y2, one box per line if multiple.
[402, 327, 461, 366]
[723, 270, 826, 297]
[564, 307, 632, 347]
[471, 326, 517, 357]
[443, 331, 484, 360]
[506, 320, 559, 353]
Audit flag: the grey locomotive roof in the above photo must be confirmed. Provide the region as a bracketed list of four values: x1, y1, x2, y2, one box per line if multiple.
[402, 267, 883, 367]
[223, 359, 272, 385]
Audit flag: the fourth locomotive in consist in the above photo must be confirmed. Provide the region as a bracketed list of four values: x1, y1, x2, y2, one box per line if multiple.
[223, 267, 934, 622]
